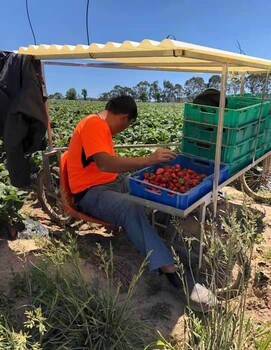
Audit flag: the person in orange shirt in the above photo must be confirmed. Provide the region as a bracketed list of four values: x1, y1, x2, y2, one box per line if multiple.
[67, 95, 216, 311]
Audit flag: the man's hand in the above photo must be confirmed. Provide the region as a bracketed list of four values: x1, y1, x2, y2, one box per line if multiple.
[93, 148, 177, 173]
[149, 148, 177, 165]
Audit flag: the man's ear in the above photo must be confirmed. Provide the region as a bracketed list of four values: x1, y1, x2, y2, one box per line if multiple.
[121, 114, 129, 122]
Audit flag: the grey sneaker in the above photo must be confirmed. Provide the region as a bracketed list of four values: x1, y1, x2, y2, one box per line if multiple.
[162, 269, 218, 312]
[186, 282, 217, 312]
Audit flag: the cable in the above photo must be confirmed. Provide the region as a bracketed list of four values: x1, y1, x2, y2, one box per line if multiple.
[166, 34, 176, 40]
[237, 40, 246, 55]
[86, 0, 90, 45]
[25, 0, 37, 45]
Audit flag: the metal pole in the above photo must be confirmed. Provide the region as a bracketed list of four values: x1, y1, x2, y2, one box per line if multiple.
[41, 62, 54, 152]
[114, 142, 181, 149]
[213, 64, 228, 217]
[240, 73, 245, 95]
[198, 202, 207, 269]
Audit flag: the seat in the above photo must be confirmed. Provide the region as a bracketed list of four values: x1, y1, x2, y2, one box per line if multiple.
[59, 151, 113, 226]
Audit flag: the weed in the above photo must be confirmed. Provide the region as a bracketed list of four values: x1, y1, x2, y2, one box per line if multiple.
[145, 200, 268, 350]
[5, 234, 152, 349]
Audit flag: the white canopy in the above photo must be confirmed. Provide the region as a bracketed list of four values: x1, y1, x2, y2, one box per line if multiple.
[18, 39, 271, 74]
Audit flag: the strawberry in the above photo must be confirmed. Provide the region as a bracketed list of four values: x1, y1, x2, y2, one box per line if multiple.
[156, 168, 164, 175]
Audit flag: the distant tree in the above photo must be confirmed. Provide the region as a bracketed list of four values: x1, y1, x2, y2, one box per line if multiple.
[208, 75, 221, 90]
[106, 85, 136, 99]
[245, 73, 271, 96]
[109, 85, 126, 97]
[48, 92, 63, 99]
[82, 88, 88, 100]
[174, 83, 183, 102]
[122, 86, 137, 99]
[134, 81, 151, 102]
[227, 74, 241, 95]
[66, 88, 77, 100]
[99, 92, 111, 101]
[161, 80, 175, 102]
[149, 81, 162, 102]
[184, 77, 206, 100]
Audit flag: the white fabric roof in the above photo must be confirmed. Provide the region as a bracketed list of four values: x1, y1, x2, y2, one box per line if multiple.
[18, 39, 271, 74]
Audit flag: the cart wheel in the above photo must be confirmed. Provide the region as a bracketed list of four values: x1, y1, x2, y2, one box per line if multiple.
[36, 168, 75, 226]
[239, 155, 271, 203]
[202, 251, 251, 299]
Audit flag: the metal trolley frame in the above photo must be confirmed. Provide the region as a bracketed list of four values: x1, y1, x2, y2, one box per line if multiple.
[17, 39, 271, 266]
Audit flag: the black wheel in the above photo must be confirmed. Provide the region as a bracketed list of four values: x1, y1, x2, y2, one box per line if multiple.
[239, 155, 271, 203]
[36, 168, 74, 226]
[202, 251, 251, 299]
[174, 245, 251, 300]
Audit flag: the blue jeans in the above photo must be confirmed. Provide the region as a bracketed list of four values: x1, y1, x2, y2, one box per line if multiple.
[77, 175, 174, 271]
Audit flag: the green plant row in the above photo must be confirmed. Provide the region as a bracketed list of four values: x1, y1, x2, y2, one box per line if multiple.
[49, 100, 183, 152]
[0, 164, 27, 226]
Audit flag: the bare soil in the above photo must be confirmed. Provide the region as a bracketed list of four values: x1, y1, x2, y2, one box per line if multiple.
[0, 185, 270, 343]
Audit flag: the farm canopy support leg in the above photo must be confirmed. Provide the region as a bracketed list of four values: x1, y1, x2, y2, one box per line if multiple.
[198, 201, 207, 269]
[240, 73, 245, 95]
[41, 61, 54, 152]
[212, 64, 228, 217]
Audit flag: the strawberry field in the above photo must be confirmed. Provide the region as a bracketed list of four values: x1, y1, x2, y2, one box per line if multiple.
[49, 100, 184, 156]
[1, 99, 271, 349]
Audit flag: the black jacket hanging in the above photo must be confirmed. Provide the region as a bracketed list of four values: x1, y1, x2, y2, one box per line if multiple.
[0, 51, 47, 187]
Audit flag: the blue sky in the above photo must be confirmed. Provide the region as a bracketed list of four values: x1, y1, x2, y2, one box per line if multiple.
[2, 0, 271, 97]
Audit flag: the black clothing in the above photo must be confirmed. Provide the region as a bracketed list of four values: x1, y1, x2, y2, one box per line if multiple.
[193, 88, 228, 108]
[0, 51, 47, 187]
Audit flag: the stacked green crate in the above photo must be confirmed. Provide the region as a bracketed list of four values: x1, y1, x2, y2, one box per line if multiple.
[181, 96, 271, 176]
[264, 114, 271, 153]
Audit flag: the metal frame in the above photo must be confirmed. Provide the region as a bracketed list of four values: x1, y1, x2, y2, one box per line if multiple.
[38, 49, 271, 268]
[19, 39, 271, 74]
[212, 64, 228, 217]
[42, 60, 266, 74]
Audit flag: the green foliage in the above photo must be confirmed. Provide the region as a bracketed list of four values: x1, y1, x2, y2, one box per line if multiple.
[208, 75, 221, 90]
[184, 77, 206, 99]
[144, 202, 269, 350]
[7, 235, 151, 349]
[48, 100, 183, 157]
[144, 331, 178, 349]
[81, 88, 87, 100]
[0, 309, 44, 350]
[0, 164, 26, 224]
[48, 92, 63, 99]
[245, 73, 271, 96]
[255, 322, 271, 350]
[51, 74, 271, 103]
[65, 87, 77, 100]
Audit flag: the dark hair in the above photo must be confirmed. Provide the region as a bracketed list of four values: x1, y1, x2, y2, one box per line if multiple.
[105, 95, 138, 121]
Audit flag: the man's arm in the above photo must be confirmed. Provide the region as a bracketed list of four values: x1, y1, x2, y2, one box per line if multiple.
[93, 148, 177, 173]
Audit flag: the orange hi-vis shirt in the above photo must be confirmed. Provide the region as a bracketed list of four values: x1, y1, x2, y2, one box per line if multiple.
[67, 114, 118, 194]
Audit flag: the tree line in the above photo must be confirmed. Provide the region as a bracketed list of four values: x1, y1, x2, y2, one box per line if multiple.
[48, 73, 271, 102]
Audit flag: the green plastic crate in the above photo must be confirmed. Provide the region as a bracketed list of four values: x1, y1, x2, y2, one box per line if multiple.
[265, 129, 271, 142]
[255, 147, 265, 159]
[182, 119, 267, 146]
[265, 115, 271, 129]
[184, 96, 271, 128]
[227, 153, 253, 176]
[181, 135, 264, 163]
[264, 130, 271, 152]
[232, 95, 271, 109]
[264, 143, 271, 153]
[227, 146, 266, 176]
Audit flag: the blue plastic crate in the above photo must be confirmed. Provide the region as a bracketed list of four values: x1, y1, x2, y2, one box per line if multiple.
[129, 154, 229, 210]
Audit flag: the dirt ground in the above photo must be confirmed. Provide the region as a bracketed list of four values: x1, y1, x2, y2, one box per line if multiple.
[0, 185, 270, 343]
